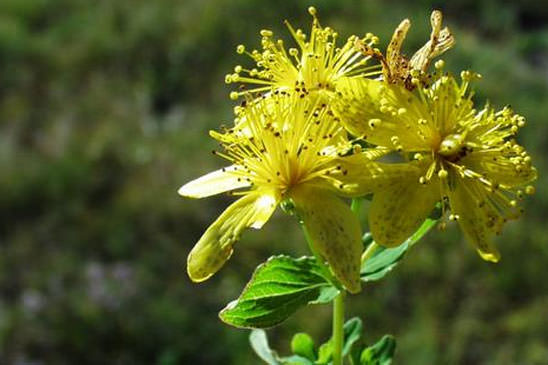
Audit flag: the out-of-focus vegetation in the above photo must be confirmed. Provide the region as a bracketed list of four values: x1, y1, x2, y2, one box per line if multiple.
[1, 0, 547, 363]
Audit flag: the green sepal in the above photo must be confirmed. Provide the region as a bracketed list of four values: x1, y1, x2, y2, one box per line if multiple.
[361, 218, 437, 282]
[220, 255, 338, 328]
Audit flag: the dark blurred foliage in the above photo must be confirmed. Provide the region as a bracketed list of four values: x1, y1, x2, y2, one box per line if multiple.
[0, 0, 547, 364]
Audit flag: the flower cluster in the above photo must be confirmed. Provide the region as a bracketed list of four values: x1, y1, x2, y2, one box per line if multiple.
[179, 8, 536, 292]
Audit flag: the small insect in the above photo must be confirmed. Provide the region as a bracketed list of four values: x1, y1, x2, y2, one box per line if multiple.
[356, 10, 455, 90]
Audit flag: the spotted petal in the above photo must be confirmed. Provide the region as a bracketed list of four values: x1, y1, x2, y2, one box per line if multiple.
[462, 152, 537, 188]
[448, 179, 502, 263]
[334, 78, 436, 150]
[369, 169, 440, 247]
[290, 185, 362, 293]
[178, 165, 250, 198]
[328, 153, 422, 197]
[187, 190, 279, 282]
[386, 18, 411, 78]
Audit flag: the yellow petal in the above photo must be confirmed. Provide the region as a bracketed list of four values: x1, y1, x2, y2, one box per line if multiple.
[448, 180, 501, 263]
[328, 154, 421, 197]
[369, 171, 439, 247]
[290, 185, 362, 294]
[178, 165, 250, 198]
[187, 190, 279, 282]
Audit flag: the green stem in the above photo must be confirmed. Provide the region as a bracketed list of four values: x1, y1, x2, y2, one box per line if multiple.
[361, 241, 379, 264]
[350, 197, 362, 215]
[332, 291, 345, 365]
[351, 197, 379, 265]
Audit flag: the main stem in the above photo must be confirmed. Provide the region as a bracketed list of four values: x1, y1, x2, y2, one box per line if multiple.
[332, 291, 345, 365]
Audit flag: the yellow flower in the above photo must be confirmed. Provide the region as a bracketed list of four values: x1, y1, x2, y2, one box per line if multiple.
[355, 10, 454, 89]
[178, 94, 392, 293]
[334, 67, 537, 262]
[226, 7, 380, 101]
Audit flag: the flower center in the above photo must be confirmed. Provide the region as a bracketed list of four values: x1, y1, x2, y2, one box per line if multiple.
[436, 133, 468, 162]
[283, 156, 305, 187]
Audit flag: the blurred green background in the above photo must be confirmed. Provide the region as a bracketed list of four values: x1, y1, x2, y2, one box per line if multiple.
[1, 0, 547, 363]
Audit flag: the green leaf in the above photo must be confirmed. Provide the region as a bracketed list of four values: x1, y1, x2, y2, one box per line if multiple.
[311, 286, 339, 304]
[342, 317, 363, 356]
[291, 333, 316, 361]
[361, 218, 437, 282]
[316, 317, 363, 364]
[220, 255, 338, 328]
[249, 329, 281, 365]
[360, 335, 396, 365]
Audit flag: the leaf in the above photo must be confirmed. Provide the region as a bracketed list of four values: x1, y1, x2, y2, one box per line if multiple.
[361, 218, 437, 282]
[249, 330, 315, 365]
[291, 333, 316, 361]
[249, 329, 281, 365]
[311, 286, 340, 304]
[316, 317, 364, 364]
[220, 255, 338, 328]
[279, 355, 315, 365]
[360, 335, 396, 365]
[342, 317, 363, 356]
